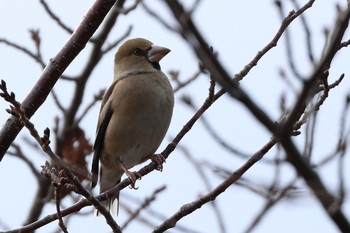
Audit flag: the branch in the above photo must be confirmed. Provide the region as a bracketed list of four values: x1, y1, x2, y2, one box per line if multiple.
[141, 2, 178, 33]
[51, 89, 66, 114]
[122, 194, 202, 233]
[180, 94, 283, 164]
[6, 71, 218, 232]
[164, 0, 316, 134]
[0, 38, 45, 67]
[275, 0, 304, 80]
[0, 80, 121, 233]
[7, 143, 41, 180]
[53, 183, 68, 233]
[243, 177, 299, 233]
[276, 7, 350, 231]
[60, 0, 127, 146]
[281, 7, 350, 133]
[39, 0, 74, 35]
[172, 69, 202, 92]
[0, 0, 119, 160]
[152, 137, 278, 232]
[165, 0, 350, 231]
[101, 25, 132, 54]
[116, 0, 142, 14]
[177, 144, 226, 233]
[290, 0, 315, 63]
[75, 89, 105, 125]
[121, 185, 166, 230]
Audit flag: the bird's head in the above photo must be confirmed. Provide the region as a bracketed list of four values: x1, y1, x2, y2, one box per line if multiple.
[114, 38, 171, 80]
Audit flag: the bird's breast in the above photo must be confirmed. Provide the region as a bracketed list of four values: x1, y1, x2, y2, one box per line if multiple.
[102, 72, 174, 169]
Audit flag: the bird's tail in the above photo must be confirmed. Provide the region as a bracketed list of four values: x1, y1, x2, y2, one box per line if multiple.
[94, 196, 119, 216]
[94, 167, 122, 216]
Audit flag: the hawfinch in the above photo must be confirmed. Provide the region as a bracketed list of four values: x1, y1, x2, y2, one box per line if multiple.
[91, 38, 174, 216]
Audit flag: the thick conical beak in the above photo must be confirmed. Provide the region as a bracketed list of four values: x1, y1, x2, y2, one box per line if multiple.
[147, 45, 171, 63]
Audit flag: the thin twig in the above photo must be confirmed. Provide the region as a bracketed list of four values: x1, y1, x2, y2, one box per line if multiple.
[7, 143, 41, 180]
[121, 186, 166, 230]
[39, 0, 74, 35]
[0, 80, 121, 233]
[0, 38, 45, 67]
[116, 0, 142, 14]
[165, 0, 316, 135]
[290, 0, 315, 63]
[51, 89, 66, 113]
[275, 0, 304, 80]
[152, 137, 278, 233]
[6, 67, 220, 232]
[141, 2, 178, 32]
[183, 95, 247, 157]
[58, 0, 127, 152]
[243, 177, 299, 233]
[177, 144, 226, 233]
[234, 0, 315, 82]
[75, 89, 105, 125]
[0, 0, 121, 160]
[188, 0, 202, 15]
[101, 25, 132, 54]
[172, 69, 202, 92]
[122, 193, 202, 233]
[54, 185, 68, 233]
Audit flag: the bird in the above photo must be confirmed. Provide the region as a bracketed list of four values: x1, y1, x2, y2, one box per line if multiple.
[91, 38, 174, 216]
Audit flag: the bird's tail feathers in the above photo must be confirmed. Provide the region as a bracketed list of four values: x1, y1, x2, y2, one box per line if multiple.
[94, 167, 122, 216]
[94, 197, 119, 216]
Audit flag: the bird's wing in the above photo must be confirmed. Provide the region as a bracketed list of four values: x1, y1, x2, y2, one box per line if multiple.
[91, 80, 118, 188]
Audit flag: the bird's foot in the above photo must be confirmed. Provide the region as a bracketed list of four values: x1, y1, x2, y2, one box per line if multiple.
[150, 153, 166, 172]
[119, 163, 142, 189]
[124, 170, 142, 190]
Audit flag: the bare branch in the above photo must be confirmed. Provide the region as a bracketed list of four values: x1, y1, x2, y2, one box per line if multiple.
[116, 0, 142, 14]
[141, 2, 178, 32]
[152, 137, 278, 233]
[177, 144, 226, 233]
[172, 69, 202, 92]
[0, 0, 121, 160]
[234, 0, 315, 82]
[290, 0, 315, 63]
[54, 183, 68, 233]
[164, 0, 316, 135]
[0, 80, 121, 233]
[58, 0, 127, 149]
[101, 25, 132, 54]
[243, 177, 299, 233]
[39, 0, 74, 35]
[0, 38, 45, 67]
[122, 194, 202, 233]
[121, 185, 166, 230]
[75, 89, 105, 125]
[7, 143, 41, 180]
[7, 68, 220, 232]
[275, 0, 304, 80]
[51, 89, 66, 114]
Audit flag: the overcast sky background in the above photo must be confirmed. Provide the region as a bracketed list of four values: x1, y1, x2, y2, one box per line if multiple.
[0, 0, 349, 232]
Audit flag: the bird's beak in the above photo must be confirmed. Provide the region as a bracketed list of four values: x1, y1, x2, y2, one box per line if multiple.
[148, 45, 171, 63]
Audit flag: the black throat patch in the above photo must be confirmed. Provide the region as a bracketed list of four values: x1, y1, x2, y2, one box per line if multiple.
[151, 62, 161, 70]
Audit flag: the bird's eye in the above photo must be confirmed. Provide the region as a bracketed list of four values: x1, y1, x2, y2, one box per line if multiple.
[132, 48, 145, 56]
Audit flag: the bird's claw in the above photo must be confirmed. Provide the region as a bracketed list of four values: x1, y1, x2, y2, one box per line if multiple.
[150, 153, 166, 171]
[125, 170, 142, 189]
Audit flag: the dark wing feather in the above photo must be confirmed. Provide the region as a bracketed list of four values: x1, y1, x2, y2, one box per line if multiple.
[91, 81, 118, 188]
[91, 106, 113, 188]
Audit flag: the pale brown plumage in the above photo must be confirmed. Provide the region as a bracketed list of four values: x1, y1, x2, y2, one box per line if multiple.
[91, 38, 174, 216]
